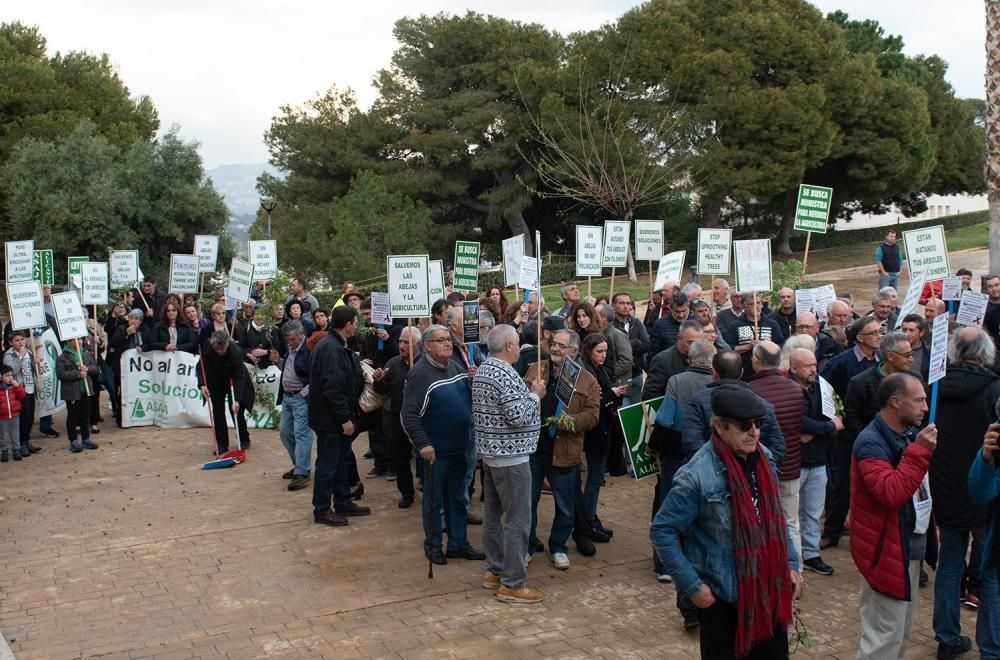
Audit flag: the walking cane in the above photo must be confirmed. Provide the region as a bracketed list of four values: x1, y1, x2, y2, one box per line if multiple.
[426, 459, 434, 579]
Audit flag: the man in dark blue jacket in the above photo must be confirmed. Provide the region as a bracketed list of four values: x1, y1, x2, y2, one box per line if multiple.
[278, 321, 312, 491]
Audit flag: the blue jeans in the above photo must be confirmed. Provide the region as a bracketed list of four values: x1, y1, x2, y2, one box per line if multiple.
[979, 565, 1000, 659]
[463, 432, 477, 513]
[311, 431, 354, 516]
[529, 453, 577, 555]
[798, 465, 827, 561]
[878, 272, 899, 291]
[583, 451, 607, 522]
[39, 415, 54, 434]
[279, 394, 312, 476]
[622, 374, 644, 408]
[653, 454, 685, 574]
[934, 526, 986, 645]
[422, 453, 469, 553]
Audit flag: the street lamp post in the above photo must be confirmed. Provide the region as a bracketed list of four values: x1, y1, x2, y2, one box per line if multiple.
[260, 198, 277, 239]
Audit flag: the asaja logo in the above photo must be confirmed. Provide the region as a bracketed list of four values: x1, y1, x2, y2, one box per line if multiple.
[131, 399, 146, 419]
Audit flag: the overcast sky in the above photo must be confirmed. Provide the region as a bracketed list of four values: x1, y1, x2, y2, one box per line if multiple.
[2, 1, 986, 169]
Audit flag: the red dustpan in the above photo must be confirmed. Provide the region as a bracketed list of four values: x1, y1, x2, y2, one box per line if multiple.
[200, 366, 245, 469]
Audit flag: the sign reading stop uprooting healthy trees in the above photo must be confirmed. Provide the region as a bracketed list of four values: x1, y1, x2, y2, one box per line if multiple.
[793, 184, 834, 233]
[387, 255, 431, 318]
[697, 228, 732, 275]
[453, 241, 480, 291]
[576, 226, 603, 277]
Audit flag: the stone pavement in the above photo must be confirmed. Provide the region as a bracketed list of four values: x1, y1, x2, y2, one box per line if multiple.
[0, 410, 983, 659]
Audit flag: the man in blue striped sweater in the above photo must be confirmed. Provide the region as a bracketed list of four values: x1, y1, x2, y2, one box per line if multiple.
[402, 324, 485, 565]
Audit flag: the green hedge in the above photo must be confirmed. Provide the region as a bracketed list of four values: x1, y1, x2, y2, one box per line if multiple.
[787, 210, 988, 251]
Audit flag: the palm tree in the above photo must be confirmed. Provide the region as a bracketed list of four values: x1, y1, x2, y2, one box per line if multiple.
[987, 1, 1000, 273]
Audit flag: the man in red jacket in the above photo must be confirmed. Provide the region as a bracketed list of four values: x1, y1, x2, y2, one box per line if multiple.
[852, 372, 937, 659]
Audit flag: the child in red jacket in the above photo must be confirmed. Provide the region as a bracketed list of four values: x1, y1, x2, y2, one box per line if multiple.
[0, 365, 27, 461]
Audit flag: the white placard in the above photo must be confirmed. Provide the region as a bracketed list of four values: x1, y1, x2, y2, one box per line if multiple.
[895, 270, 927, 329]
[387, 255, 431, 318]
[602, 220, 631, 267]
[796, 284, 836, 322]
[902, 225, 949, 282]
[576, 225, 603, 277]
[940, 276, 962, 302]
[51, 291, 89, 341]
[502, 235, 524, 288]
[32, 328, 66, 419]
[169, 254, 201, 294]
[80, 262, 109, 305]
[927, 313, 949, 385]
[428, 259, 445, 302]
[248, 239, 278, 281]
[110, 250, 139, 289]
[697, 228, 732, 276]
[194, 235, 219, 273]
[519, 256, 540, 291]
[634, 220, 664, 262]
[5, 281, 45, 330]
[733, 239, 772, 292]
[228, 258, 255, 303]
[370, 292, 392, 325]
[819, 376, 836, 419]
[5, 240, 34, 284]
[956, 290, 989, 327]
[223, 288, 238, 311]
[653, 251, 686, 291]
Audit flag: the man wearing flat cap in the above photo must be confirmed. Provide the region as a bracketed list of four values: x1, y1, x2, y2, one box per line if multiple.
[651, 386, 802, 659]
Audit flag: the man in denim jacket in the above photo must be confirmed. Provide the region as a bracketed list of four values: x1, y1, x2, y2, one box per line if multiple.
[651, 386, 801, 659]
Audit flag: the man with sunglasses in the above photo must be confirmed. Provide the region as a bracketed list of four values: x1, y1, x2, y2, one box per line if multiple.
[652, 386, 801, 658]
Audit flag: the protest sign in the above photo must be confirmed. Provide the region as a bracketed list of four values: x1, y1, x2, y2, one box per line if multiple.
[903, 225, 949, 282]
[109, 251, 139, 289]
[370, 292, 391, 325]
[940, 277, 963, 302]
[81, 262, 109, 305]
[51, 291, 89, 340]
[223, 289, 238, 312]
[518, 256, 539, 292]
[501, 236, 523, 288]
[387, 255, 431, 318]
[228, 258, 255, 303]
[453, 241, 481, 291]
[895, 270, 928, 329]
[5, 281, 45, 330]
[793, 184, 833, 233]
[653, 251, 686, 291]
[121, 349, 211, 428]
[463, 301, 480, 344]
[32, 249, 54, 286]
[555, 358, 581, 409]
[576, 226, 603, 277]
[244, 362, 281, 429]
[617, 397, 662, 480]
[5, 240, 33, 284]
[956, 290, 989, 327]
[32, 328, 65, 419]
[248, 240, 278, 281]
[602, 220, 630, 267]
[67, 256, 88, 287]
[795, 284, 836, 322]
[428, 260, 445, 302]
[819, 377, 836, 419]
[697, 228, 732, 276]
[733, 239, 772, 292]
[169, 254, 201, 294]
[928, 313, 949, 385]
[193, 235, 219, 273]
[634, 220, 664, 261]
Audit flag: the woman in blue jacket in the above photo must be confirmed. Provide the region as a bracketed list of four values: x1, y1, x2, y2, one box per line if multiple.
[969, 427, 1000, 660]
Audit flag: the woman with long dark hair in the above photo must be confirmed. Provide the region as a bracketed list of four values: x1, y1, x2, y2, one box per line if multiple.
[567, 301, 615, 382]
[149, 301, 197, 354]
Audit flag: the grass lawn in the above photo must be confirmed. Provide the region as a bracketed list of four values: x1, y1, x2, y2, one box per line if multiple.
[528, 222, 990, 305]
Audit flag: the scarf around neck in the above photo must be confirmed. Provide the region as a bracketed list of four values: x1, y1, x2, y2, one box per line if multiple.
[710, 434, 793, 657]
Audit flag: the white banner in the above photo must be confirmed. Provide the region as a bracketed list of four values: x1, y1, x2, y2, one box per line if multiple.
[5, 240, 34, 284]
[602, 220, 630, 267]
[32, 329, 66, 419]
[228, 258, 255, 303]
[121, 349, 280, 429]
[576, 225, 603, 277]
[795, 284, 836, 322]
[387, 255, 431, 318]
[501, 236, 523, 288]
[370, 292, 392, 325]
[169, 254, 201, 294]
[895, 270, 927, 330]
[109, 250, 139, 289]
[653, 251, 686, 291]
[51, 291, 89, 341]
[634, 220, 664, 262]
[697, 228, 732, 276]
[428, 259, 445, 303]
[194, 235, 219, 273]
[940, 277, 962, 302]
[956, 290, 989, 327]
[81, 262, 109, 305]
[733, 239, 772, 292]
[248, 239, 278, 281]
[927, 313, 949, 385]
[518, 256, 539, 291]
[903, 225, 949, 282]
[6, 281, 45, 330]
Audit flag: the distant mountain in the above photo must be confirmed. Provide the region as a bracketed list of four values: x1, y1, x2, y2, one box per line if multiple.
[206, 163, 282, 217]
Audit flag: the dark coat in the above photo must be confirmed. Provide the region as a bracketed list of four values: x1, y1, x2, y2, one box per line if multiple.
[800, 380, 837, 466]
[649, 315, 684, 357]
[581, 358, 618, 455]
[148, 323, 197, 354]
[749, 369, 804, 480]
[612, 316, 650, 376]
[845, 365, 885, 442]
[680, 379, 786, 464]
[308, 331, 363, 433]
[197, 343, 254, 410]
[642, 345, 687, 401]
[56, 347, 100, 402]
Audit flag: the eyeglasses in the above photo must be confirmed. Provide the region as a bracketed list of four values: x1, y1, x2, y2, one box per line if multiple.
[890, 350, 914, 359]
[857, 330, 880, 337]
[725, 417, 764, 432]
[551, 341, 571, 350]
[427, 337, 451, 344]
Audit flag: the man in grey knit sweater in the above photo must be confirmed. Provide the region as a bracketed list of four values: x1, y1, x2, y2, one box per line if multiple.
[472, 325, 547, 603]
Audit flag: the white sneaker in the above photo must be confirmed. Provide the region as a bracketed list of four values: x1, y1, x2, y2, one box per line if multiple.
[657, 574, 673, 583]
[552, 552, 570, 570]
[525, 553, 533, 564]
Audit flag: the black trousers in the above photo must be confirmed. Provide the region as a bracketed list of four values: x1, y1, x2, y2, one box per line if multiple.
[359, 409, 389, 471]
[383, 412, 414, 499]
[210, 391, 248, 452]
[65, 396, 91, 442]
[823, 435, 853, 542]
[18, 393, 34, 444]
[697, 600, 788, 660]
[312, 431, 354, 515]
